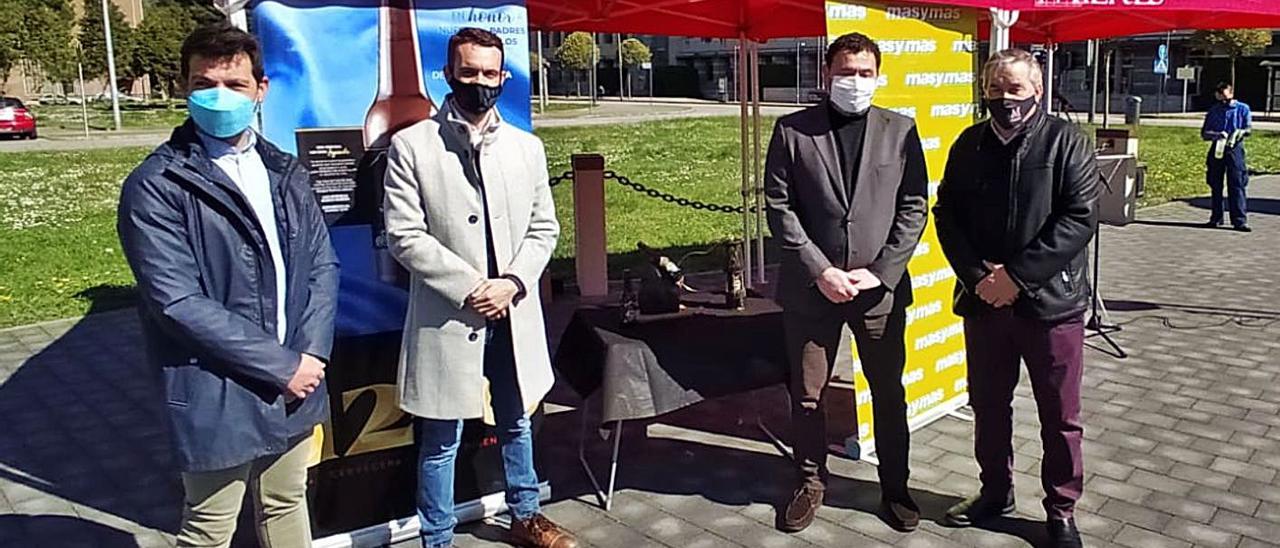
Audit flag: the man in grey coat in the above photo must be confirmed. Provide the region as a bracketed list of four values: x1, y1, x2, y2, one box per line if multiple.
[381, 28, 576, 548]
[765, 32, 929, 534]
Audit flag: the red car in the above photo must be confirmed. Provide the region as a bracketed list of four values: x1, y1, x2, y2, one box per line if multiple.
[0, 97, 37, 140]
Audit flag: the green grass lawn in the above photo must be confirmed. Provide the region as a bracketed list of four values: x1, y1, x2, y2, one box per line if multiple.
[0, 147, 149, 327]
[542, 116, 757, 258]
[1123, 125, 1280, 207]
[1, 116, 1275, 328]
[32, 101, 189, 134]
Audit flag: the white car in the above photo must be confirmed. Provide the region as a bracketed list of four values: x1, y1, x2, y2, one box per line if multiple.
[91, 91, 146, 103]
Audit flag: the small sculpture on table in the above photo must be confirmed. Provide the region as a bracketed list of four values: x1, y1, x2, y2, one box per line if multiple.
[620, 269, 640, 325]
[635, 241, 684, 315]
[724, 239, 746, 310]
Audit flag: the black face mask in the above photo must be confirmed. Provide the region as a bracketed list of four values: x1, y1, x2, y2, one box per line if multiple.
[448, 79, 503, 116]
[986, 95, 1039, 133]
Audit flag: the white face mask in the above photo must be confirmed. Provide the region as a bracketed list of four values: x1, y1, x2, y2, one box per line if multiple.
[829, 75, 877, 114]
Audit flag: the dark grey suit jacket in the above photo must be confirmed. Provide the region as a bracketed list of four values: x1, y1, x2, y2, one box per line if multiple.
[764, 103, 929, 317]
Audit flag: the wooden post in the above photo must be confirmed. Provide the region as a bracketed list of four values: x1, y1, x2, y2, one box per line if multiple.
[572, 154, 609, 297]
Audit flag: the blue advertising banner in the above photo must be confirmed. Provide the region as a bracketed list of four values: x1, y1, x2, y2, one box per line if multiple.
[255, 0, 531, 151]
[247, 0, 536, 538]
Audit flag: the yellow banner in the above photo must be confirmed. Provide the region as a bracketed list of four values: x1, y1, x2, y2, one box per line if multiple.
[826, 1, 977, 455]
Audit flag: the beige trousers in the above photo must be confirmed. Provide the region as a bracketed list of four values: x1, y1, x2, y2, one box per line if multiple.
[176, 434, 313, 548]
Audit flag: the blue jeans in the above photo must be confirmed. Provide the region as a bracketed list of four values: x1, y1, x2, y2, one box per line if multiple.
[414, 321, 540, 548]
[1207, 145, 1249, 227]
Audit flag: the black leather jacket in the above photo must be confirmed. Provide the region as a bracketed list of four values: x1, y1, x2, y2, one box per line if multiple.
[933, 115, 1099, 321]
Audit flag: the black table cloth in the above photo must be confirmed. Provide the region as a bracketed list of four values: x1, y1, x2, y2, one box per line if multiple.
[553, 291, 789, 424]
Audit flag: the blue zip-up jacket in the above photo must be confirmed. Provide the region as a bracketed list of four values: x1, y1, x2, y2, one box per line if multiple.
[117, 120, 338, 472]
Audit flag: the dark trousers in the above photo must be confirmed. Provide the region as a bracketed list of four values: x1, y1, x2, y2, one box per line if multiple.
[964, 309, 1085, 519]
[1207, 145, 1249, 227]
[784, 304, 910, 500]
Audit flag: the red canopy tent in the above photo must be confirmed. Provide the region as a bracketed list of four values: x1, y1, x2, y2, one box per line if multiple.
[526, 0, 1280, 43]
[955, 0, 1280, 43]
[526, 0, 825, 41]
[523, 0, 1280, 284]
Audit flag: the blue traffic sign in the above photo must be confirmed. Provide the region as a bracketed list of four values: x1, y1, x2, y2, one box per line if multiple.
[1154, 44, 1170, 75]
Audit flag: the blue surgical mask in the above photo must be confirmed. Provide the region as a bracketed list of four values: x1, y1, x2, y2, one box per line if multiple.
[187, 87, 258, 138]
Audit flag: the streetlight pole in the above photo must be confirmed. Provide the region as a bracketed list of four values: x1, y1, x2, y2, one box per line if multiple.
[535, 31, 544, 114]
[617, 33, 624, 100]
[649, 64, 654, 101]
[1159, 31, 1171, 114]
[77, 45, 89, 138]
[590, 32, 598, 108]
[102, 0, 122, 131]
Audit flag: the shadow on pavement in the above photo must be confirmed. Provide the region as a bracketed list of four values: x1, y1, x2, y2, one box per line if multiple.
[0, 513, 140, 547]
[1127, 219, 1212, 229]
[0, 309, 182, 537]
[1105, 299, 1280, 320]
[537, 384, 1045, 547]
[1183, 196, 1280, 216]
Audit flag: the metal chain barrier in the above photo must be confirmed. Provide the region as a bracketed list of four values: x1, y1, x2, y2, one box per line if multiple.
[605, 171, 747, 215]
[547, 170, 754, 215]
[548, 170, 574, 188]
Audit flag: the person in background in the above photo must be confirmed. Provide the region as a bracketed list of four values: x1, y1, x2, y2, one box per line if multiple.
[1201, 81, 1253, 232]
[933, 48, 1098, 548]
[117, 22, 338, 548]
[381, 27, 577, 548]
[764, 32, 929, 535]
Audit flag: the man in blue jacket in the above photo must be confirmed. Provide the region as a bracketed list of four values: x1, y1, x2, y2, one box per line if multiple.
[1202, 82, 1253, 232]
[117, 23, 337, 548]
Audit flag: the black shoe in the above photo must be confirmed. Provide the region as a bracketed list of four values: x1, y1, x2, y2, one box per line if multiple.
[943, 492, 1015, 527]
[779, 484, 824, 533]
[1205, 219, 1224, 228]
[1047, 518, 1083, 548]
[878, 496, 921, 532]
[1234, 224, 1253, 233]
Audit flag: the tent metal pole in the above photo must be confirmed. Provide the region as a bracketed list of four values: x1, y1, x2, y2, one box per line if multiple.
[1104, 47, 1113, 129]
[1046, 42, 1055, 115]
[1090, 39, 1099, 124]
[750, 40, 765, 284]
[738, 33, 753, 288]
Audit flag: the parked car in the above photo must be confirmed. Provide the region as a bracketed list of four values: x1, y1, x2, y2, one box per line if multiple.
[90, 91, 145, 103]
[0, 97, 37, 140]
[36, 93, 83, 105]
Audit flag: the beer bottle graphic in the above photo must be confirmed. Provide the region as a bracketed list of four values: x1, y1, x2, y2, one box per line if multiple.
[365, 0, 434, 287]
[364, 0, 434, 149]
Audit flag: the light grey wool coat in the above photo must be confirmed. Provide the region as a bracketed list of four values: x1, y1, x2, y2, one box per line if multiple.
[383, 103, 559, 420]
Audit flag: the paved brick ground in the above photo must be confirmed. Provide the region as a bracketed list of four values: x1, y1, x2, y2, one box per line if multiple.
[4, 179, 1280, 547]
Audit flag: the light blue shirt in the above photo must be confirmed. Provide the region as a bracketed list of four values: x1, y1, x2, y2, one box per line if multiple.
[200, 130, 288, 343]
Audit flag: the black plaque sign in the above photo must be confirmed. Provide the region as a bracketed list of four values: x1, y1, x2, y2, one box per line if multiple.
[297, 128, 366, 226]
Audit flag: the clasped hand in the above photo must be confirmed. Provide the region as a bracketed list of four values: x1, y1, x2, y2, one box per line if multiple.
[817, 267, 882, 304]
[466, 278, 519, 320]
[976, 261, 1019, 308]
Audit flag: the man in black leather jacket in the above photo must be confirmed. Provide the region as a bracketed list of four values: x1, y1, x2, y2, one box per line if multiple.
[933, 49, 1098, 548]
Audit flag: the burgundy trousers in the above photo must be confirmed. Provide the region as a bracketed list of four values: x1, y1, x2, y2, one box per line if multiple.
[964, 309, 1085, 519]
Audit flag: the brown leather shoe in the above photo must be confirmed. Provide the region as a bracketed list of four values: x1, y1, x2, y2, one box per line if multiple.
[879, 496, 921, 532]
[779, 484, 824, 533]
[510, 514, 580, 548]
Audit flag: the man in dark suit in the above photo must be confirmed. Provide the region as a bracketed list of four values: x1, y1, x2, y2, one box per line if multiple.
[764, 32, 929, 534]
